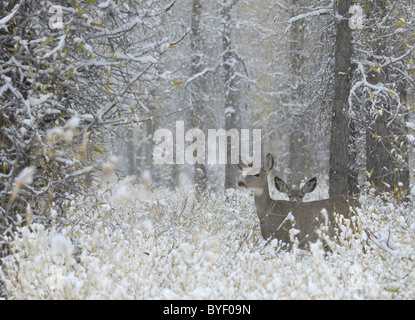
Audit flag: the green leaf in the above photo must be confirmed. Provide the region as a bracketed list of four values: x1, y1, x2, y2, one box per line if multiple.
[91, 146, 103, 155]
[0, 141, 9, 148]
[104, 85, 112, 96]
[76, 4, 85, 14]
[377, 108, 384, 116]
[8, 40, 19, 51]
[366, 168, 374, 178]
[369, 65, 380, 73]
[91, 23, 104, 28]
[172, 79, 184, 86]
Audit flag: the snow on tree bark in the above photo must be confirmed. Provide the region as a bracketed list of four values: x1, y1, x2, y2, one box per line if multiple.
[329, 0, 354, 198]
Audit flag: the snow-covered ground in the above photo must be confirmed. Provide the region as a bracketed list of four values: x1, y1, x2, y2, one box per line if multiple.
[2, 178, 415, 299]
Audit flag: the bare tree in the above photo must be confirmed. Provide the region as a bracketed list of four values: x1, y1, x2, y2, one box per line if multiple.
[329, 0, 354, 197]
[286, 0, 313, 186]
[190, 0, 208, 192]
[0, 0, 178, 252]
[363, 0, 411, 194]
[221, 0, 249, 189]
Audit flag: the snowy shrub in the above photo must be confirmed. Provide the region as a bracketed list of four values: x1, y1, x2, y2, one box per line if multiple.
[2, 184, 415, 299]
[0, 0, 175, 256]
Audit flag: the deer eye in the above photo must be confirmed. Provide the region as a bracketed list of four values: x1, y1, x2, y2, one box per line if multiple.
[255, 174, 260, 177]
[289, 195, 292, 198]
[299, 195, 303, 198]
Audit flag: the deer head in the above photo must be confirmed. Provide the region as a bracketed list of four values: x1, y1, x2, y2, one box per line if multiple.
[237, 153, 274, 192]
[274, 176, 317, 203]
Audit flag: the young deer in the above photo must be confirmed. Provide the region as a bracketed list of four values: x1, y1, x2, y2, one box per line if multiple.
[237, 153, 360, 249]
[274, 176, 317, 203]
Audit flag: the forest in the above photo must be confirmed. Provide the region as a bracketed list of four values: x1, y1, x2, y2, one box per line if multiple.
[1, 0, 415, 299]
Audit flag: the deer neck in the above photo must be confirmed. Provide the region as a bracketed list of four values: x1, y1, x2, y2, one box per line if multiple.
[253, 176, 274, 220]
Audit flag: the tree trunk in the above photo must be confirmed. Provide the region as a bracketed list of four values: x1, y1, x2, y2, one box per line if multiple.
[329, 0, 353, 197]
[126, 129, 137, 176]
[190, 0, 208, 192]
[287, 0, 311, 186]
[222, 0, 240, 189]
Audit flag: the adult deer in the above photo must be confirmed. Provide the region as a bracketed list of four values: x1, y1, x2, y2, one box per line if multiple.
[237, 153, 360, 249]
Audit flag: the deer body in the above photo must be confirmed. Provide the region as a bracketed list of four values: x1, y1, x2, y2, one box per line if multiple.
[238, 154, 360, 249]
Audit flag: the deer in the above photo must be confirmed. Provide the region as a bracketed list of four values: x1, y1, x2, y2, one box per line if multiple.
[237, 153, 360, 250]
[274, 176, 317, 203]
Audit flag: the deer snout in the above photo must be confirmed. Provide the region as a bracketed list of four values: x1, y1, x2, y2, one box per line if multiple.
[238, 181, 247, 188]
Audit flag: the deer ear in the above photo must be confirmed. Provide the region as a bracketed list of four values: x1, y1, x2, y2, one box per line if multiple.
[238, 156, 253, 171]
[274, 176, 290, 193]
[263, 153, 274, 172]
[237, 156, 245, 171]
[302, 177, 317, 193]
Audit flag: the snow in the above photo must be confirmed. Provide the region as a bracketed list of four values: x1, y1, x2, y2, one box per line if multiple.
[14, 167, 35, 187]
[0, 3, 21, 30]
[2, 185, 415, 300]
[41, 35, 66, 60]
[94, 17, 142, 38]
[22, 119, 33, 127]
[2, 0, 415, 302]
[69, 166, 93, 177]
[30, 94, 52, 106]
[287, 8, 331, 24]
[225, 107, 236, 115]
[114, 53, 157, 64]
[50, 235, 74, 261]
[64, 117, 80, 131]
[406, 134, 415, 145]
[98, 0, 112, 9]
[140, 169, 152, 188]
